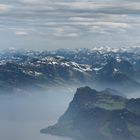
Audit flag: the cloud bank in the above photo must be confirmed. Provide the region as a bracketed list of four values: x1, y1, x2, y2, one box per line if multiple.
[0, 0, 140, 50]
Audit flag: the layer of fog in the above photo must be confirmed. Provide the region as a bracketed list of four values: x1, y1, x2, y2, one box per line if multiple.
[0, 87, 76, 140]
[0, 83, 140, 140]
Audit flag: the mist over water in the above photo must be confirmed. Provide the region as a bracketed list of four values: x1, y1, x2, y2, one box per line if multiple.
[0, 88, 75, 140]
[0, 85, 140, 140]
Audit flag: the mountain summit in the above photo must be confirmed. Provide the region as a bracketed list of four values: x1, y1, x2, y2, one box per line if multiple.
[1, 48, 140, 94]
[41, 87, 140, 140]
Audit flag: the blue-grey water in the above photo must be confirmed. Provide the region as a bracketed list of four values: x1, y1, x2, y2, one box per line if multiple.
[0, 88, 75, 140]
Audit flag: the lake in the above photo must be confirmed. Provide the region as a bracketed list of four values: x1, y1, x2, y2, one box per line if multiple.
[0, 88, 75, 140]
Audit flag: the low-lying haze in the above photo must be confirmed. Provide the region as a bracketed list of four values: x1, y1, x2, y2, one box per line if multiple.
[0, 88, 75, 140]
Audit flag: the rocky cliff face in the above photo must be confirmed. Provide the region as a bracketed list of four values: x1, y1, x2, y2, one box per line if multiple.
[41, 87, 140, 140]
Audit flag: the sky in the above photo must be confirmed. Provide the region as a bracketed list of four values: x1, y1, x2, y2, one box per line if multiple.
[0, 0, 140, 50]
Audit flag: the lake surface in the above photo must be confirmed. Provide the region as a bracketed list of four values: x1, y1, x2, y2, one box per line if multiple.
[0, 88, 75, 140]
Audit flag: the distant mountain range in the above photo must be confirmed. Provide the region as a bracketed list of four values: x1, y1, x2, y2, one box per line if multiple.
[41, 86, 140, 140]
[1, 47, 140, 94]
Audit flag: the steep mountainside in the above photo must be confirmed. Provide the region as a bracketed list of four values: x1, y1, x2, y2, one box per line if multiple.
[41, 87, 140, 140]
[1, 48, 140, 94]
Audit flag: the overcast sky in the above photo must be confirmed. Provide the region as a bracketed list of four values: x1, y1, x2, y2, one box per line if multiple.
[0, 0, 140, 50]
